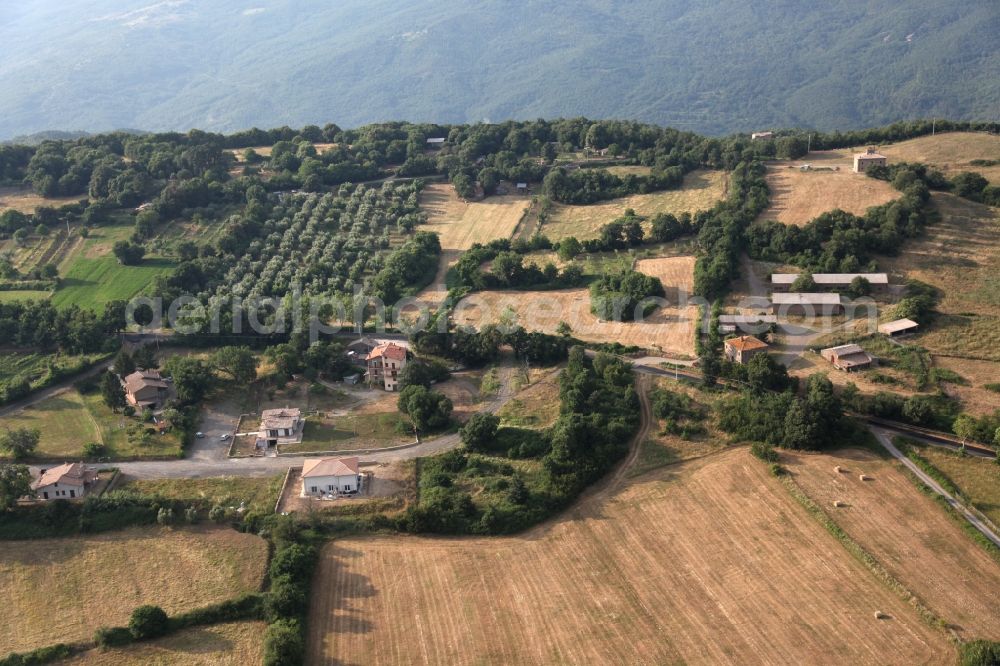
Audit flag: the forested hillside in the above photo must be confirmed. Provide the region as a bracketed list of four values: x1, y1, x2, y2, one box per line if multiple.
[1, 0, 998, 138]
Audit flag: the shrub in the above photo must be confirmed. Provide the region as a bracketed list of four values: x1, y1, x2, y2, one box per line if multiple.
[0, 643, 73, 666]
[959, 640, 1000, 666]
[984, 383, 1000, 394]
[769, 463, 786, 477]
[263, 619, 304, 666]
[170, 594, 265, 631]
[128, 605, 169, 640]
[82, 442, 107, 458]
[460, 413, 500, 452]
[94, 626, 134, 648]
[267, 576, 308, 619]
[750, 441, 779, 463]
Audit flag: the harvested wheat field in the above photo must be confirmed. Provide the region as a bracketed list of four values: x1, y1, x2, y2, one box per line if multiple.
[0, 527, 267, 654]
[783, 448, 1000, 641]
[542, 169, 727, 241]
[758, 151, 900, 226]
[412, 183, 529, 311]
[455, 289, 696, 356]
[453, 256, 697, 355]
[880, 132, 1000, 184]
[57, 621, 266, 665]
[308, 448, 952, 665]
[419, 183, 527, 250]
[0, 186, 83, 214]
[881, 193, 1000, 359]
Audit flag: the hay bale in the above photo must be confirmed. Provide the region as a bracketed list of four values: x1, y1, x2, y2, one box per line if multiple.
[832, 500, 845, 508]
[874, 611, 888, 620]
[859, 474, 870, 481]
[834, 465, 843, 473]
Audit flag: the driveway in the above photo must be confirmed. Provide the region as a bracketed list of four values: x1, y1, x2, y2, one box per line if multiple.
[28, 359, 556, 481]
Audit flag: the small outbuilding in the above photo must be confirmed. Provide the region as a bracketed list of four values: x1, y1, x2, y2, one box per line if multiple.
[302, 457, 362, 497]
[853, 147, 887, 173]
[751, 131, 774, 141]
[724, 335, 769, 365]
[820, 344, 874, 372]
[426, 137, 446, 147]
[878, 318, 919, 337]
[718, 314, 776, 335]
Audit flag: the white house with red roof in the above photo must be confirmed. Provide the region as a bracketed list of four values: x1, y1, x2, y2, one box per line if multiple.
[301, 457, 362, 496]
[365, 342, 409, 391]
[31, 462, 98, 501]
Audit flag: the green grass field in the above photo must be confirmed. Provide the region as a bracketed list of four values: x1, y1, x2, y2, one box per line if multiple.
[0, 290, 51, 303]
[285, 412, 412, 453]
[0, 387, 183, 460]
[50, 255, 176, 311]
[0, 351, 104, 390]
[121, 475, 285, 513]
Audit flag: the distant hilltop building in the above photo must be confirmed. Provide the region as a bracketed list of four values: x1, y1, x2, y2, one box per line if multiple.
[751, 131, 774, 140]
[853, 147, 887, 173]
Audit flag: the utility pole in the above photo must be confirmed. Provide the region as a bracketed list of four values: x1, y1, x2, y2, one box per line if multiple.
[932, 118, 936, 136]
[807, 133, 811, 154]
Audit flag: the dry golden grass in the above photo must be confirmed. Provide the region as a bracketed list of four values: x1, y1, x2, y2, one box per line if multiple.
[784, 448, 1000, 641]
[0, 527, 267, 654]
[228, 143, 338, 161]
[758, 150, 900, 226]
[880, 193, 1000, 359]
[542, 169, 727, 240]
[603, 165, 652, 176]
[454, 256, 697, 356]
[0, 187, 83, 214]
[58, 621, 266, 665]
[419, 183, 527, 251]
[933, 357, 1000, 417]
[308, 448, 952, 665]
[497, 372, 561, 429]
[880, 132, 1000, 184]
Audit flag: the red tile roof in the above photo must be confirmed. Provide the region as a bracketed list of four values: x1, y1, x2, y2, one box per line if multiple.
[366, 342, 407, 361]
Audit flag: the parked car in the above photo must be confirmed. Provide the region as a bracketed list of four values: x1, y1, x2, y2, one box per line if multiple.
[220, 433, 231, 440]
[195, 432, 204, 438]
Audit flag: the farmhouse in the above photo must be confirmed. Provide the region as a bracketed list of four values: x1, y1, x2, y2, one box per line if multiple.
[771, 273, 888, 292]
[426, 137, 445, 147]
[853, 147, 887, 173]
[879, 318, 919, 337]
[820, 344, 874, 372]
[121, 369, 169, 410]
[366, 342, 409, 391]
[256, 407, 304, 449]
[302, 456, 362, 497]
[724, 335, 769, 364]
[718, 314, 776, 334]
[31, 462, 97, 500]
[751, 131, 774, 140]
[771, 293, 844, 315]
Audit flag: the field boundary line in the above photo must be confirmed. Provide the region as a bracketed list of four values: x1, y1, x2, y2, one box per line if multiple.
[778, 471, 954, 639]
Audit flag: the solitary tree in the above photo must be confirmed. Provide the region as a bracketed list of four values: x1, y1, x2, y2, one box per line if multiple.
[112, 349, 136, 377]
[129, 605, 169, 640]
[212, 346, 258, 384]
[460, 413, 500, 452]
[0, 427, 40, 459]
[101, 371, 127, 412]
[0, 464, 32, 510]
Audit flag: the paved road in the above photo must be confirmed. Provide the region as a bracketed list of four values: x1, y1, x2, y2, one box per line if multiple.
[29, 357, 551, 481]
[871, 426, 1000, 549]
